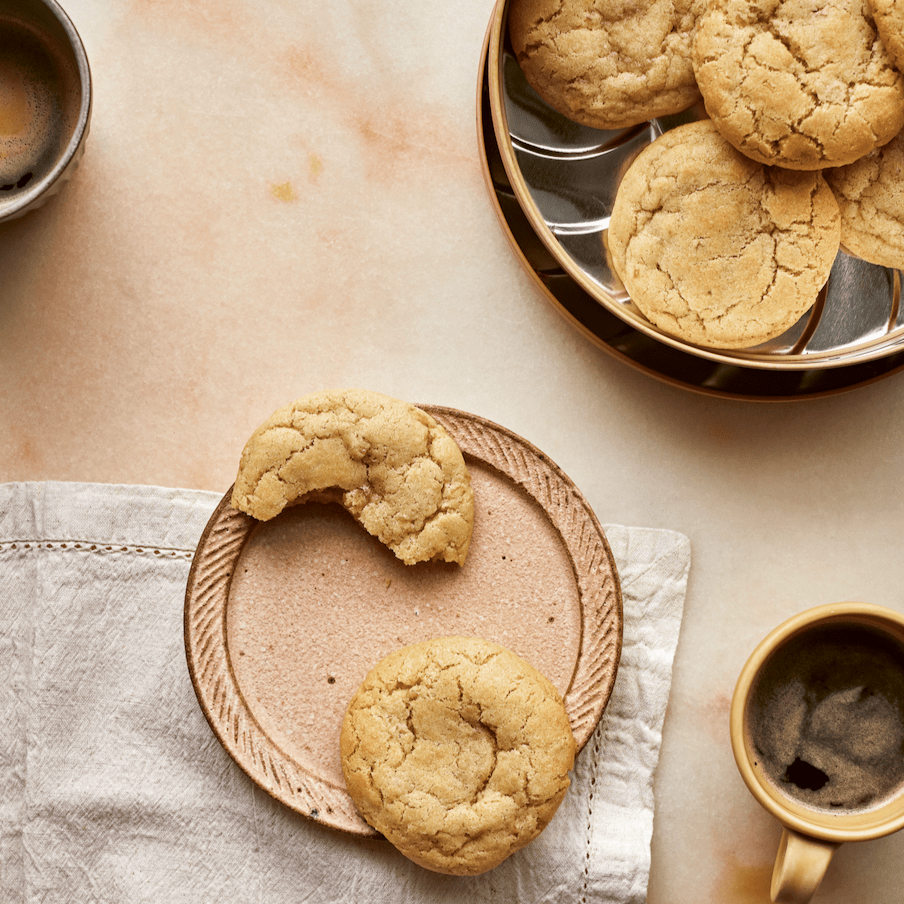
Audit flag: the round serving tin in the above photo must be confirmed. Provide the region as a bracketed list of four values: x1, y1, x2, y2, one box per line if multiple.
[483, 0, 904, 380]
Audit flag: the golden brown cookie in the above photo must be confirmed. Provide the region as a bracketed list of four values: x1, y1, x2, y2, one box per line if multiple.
[607, 121, 841, 349]
[340, 636, 576, 875]
[872, 0, 904, 75]
[508, 0, 705, 131]
[693, 0, 904, 170]
[824, 129, 904, 268]
[231, 390, 474, 565]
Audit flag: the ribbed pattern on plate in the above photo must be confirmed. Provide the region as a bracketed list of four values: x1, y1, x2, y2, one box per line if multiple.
[425, 406, 623, 748]
[185, 407, 622, 836]
[184, 497, 370, 834]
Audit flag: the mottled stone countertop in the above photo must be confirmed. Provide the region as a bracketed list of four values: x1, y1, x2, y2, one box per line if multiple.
[2, 1, 904, 901]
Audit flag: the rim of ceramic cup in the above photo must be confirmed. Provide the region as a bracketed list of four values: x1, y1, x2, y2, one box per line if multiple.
[0, 0, 92, 222]
[730, 602, 904, 844]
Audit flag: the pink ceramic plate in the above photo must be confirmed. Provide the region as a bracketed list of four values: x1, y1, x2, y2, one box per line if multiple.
[184, 406, 623, 835]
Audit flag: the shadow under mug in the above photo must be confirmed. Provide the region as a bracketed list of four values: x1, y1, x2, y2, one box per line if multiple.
[0, 0, 91, 224]
[731, 602, 904, 904]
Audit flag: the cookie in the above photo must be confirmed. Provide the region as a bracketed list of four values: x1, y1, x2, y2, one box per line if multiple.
[231, 390, 474, 566]
[872, 0, 904, 76]
[607, 120, 841, 349]
[693, 0, 904, 169]
[508, 0, 705, 131]
[340, 636, 575, 875]
[824, 129, 904, 268]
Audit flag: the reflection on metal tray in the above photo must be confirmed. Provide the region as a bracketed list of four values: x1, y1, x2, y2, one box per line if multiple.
[476, 28, 904, 400]
[486, 0, 904, 372]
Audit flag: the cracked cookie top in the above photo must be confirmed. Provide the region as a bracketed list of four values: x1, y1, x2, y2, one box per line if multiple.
[871, 0, 904, 75]
[607, 120, 840, 349]
[824, 128, 904, 268]
[230, 390, 474, 566]
[340, 636, 576, 875]
[508, 0, 705, 131]
[693, 0, 904, 169]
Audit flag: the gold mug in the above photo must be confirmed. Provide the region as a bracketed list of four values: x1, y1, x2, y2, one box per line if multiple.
[731, 602, 904, 903]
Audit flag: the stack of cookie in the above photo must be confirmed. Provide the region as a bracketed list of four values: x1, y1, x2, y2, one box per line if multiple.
[509, 0, 904, 350]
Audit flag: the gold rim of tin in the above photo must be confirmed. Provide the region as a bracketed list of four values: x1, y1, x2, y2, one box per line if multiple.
[486, 0, 904, 373]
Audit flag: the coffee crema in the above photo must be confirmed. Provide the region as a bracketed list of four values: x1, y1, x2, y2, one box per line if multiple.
[0, 16, 80, 193]
[746, 622, 904, 813]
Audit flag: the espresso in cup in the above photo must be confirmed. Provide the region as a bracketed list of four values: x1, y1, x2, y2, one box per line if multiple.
[732, 604, 904, 904]
[0, 11, 82, 203]
[746, 622, 904, 814]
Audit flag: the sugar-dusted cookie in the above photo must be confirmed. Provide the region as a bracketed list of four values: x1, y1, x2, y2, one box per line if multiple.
[508, 0, 705, 131]
[231, 390, 474, 565]
[872, 0, 904, 75]
[340, 636, 575, 875]
[824, 130, 904, 269]
[607, 120, 841, 349]
[693, 0, 904, 170]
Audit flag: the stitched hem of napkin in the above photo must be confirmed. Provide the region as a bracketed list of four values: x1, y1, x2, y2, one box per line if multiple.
[581, 721, 604, 902]
[0, 539, 194, 558]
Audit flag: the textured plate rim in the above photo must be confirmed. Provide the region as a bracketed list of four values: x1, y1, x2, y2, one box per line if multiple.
[184, 405, 624, 836]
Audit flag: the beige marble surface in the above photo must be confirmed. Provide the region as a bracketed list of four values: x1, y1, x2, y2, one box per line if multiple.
[3, 0, 904, 901]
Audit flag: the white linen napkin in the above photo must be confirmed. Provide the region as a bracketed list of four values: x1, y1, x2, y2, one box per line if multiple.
[0, 481, 690, 904]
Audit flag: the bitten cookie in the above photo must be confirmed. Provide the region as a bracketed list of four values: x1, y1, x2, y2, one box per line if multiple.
[508, 0, 705, 131]
[824, 129, 904, 268]
[340, 637, 576, 875]
[607, 121, 841, 349]
[872, 0, 904, 75]
[231, 390, 474, 566]
[693, 0, 904, 169]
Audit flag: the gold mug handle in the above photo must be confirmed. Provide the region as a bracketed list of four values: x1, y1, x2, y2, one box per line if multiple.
[771, 828, 840, 903]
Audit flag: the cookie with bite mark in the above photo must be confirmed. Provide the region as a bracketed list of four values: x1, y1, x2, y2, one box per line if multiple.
[231, 390, 474, 566]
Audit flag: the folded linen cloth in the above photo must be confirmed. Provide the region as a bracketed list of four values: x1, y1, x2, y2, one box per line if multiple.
[0, 481, 690, 904]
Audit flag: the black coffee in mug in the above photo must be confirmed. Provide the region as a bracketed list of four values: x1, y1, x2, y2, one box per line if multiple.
[0, 15, 80, 194]
[746, 622, 904, 813]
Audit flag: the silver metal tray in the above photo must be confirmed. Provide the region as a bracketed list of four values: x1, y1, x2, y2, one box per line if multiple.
[485, 0, 904, 373]
[476, 19, 904, 399]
